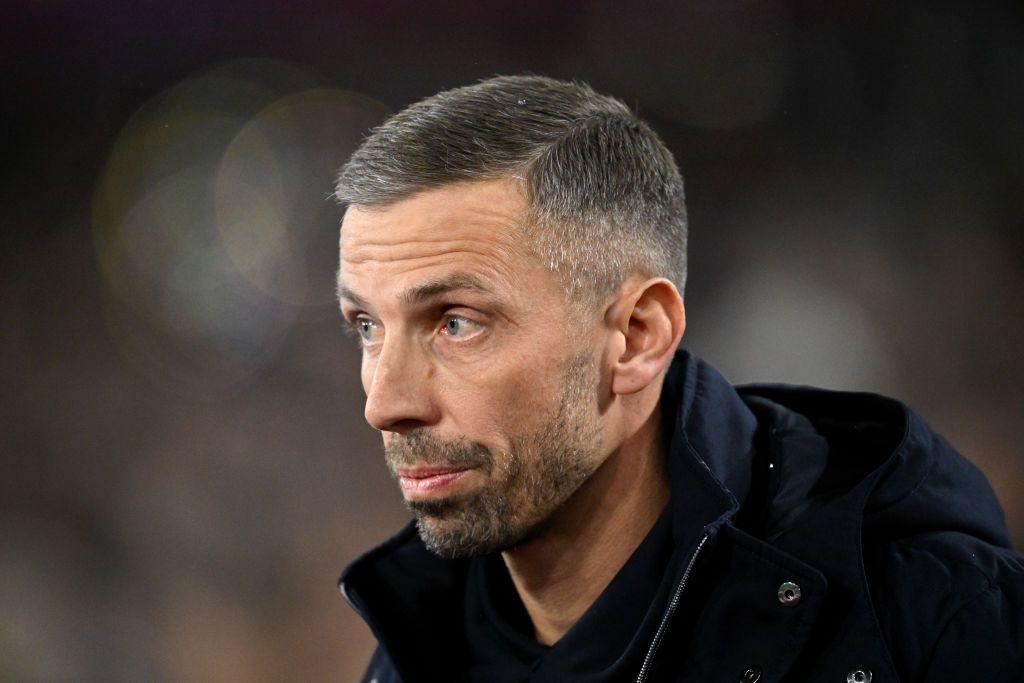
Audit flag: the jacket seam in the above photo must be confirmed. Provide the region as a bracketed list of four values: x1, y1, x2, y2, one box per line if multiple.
[855, 509, 902, 681]
[863, 410, 934, 518]
[877, 538, 1007, 587]
[680, 369, 739, 511]
[919, 581, 1000, 680]
[726, 526, 824, 583]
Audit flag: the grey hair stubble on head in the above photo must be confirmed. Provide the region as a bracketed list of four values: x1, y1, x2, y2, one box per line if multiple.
[335, 75, 688, 311]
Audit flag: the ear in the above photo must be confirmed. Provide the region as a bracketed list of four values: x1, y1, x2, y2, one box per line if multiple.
[605, 278, 686, 395]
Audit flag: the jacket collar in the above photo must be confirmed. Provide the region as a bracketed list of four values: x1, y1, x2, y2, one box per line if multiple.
[660, 349, 759, 546]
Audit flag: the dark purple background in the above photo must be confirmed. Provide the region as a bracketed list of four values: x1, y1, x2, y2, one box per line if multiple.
[3, 2, 1022, 679]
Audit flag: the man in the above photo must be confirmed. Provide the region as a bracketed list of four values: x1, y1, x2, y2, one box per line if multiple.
[335, 76, 1023, 682]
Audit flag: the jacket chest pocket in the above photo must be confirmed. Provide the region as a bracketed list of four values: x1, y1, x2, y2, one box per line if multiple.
[650, 532, 828, 682]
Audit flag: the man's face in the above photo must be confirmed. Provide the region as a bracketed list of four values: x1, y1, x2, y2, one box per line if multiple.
[338, 178, 608, 558]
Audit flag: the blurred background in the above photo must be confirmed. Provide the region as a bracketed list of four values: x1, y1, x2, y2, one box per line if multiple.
[2, 1, 1022, 679]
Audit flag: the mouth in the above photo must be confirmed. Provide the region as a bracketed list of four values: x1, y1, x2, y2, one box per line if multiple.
[395, 466, 473, 496]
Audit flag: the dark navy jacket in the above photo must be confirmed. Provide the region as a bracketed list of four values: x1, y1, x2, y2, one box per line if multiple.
[339, 350, 1024, 681]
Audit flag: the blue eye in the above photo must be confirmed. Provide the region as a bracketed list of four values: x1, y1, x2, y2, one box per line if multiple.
[355, 317, 382, 344]
[443, 315, 479, 339]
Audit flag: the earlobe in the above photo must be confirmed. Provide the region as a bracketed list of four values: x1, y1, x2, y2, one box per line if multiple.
[609, 278, 686, 396]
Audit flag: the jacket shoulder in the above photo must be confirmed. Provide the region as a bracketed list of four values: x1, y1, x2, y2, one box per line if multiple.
[865, 532, 1024, 681]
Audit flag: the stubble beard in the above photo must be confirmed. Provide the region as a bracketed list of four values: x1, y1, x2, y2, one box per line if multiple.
[383, 353, 604, 559]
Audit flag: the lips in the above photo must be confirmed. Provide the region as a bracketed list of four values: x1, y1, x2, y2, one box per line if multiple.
[396, 466, 471, 495]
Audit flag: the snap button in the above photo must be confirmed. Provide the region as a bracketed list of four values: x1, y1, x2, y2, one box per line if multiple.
[846, 668, 872, 683]
[777, 581, 802, 606]
[739, 666, 762, 683]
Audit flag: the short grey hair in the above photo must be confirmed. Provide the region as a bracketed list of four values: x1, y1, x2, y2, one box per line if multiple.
[335, 75, 688, 309]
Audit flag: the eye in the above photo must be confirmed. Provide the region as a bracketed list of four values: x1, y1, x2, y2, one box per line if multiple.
[354, 316, 383, 345]
[441, 315, 482, 340]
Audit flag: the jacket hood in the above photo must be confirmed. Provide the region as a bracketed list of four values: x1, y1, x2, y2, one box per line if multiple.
[735, 377, 1012, 551]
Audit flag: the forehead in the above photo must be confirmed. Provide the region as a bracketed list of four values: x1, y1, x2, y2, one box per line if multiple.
[338, 178, 537, 295]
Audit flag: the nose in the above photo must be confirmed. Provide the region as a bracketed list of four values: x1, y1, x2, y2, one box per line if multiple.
[363, 339, 440, 434]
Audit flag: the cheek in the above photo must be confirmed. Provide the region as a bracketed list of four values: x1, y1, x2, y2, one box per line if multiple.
[431, 354, 562, 447]
[494, 355, 568, 426]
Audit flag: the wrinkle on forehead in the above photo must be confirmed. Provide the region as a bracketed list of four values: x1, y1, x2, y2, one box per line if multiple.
[340, 240, 525, 294]
[339, 179, 537, 290]
[342, 236, 519, 266]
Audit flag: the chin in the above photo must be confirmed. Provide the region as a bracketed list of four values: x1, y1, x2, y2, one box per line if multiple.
[413, 508, 535, 559]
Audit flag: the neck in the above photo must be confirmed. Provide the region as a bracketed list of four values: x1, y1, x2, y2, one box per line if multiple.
[500, 406, 670, 646]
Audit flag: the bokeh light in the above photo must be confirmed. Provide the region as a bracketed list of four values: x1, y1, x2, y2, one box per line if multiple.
[215, 88, 390, 307]
[92, 60, 390, 397]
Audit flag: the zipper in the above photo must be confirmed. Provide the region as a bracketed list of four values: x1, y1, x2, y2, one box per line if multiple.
[635, 533, 710, 683]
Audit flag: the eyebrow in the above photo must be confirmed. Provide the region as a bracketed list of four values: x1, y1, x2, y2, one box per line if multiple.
[337, 272, 496, 310]
[336, 281, 371, 310]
